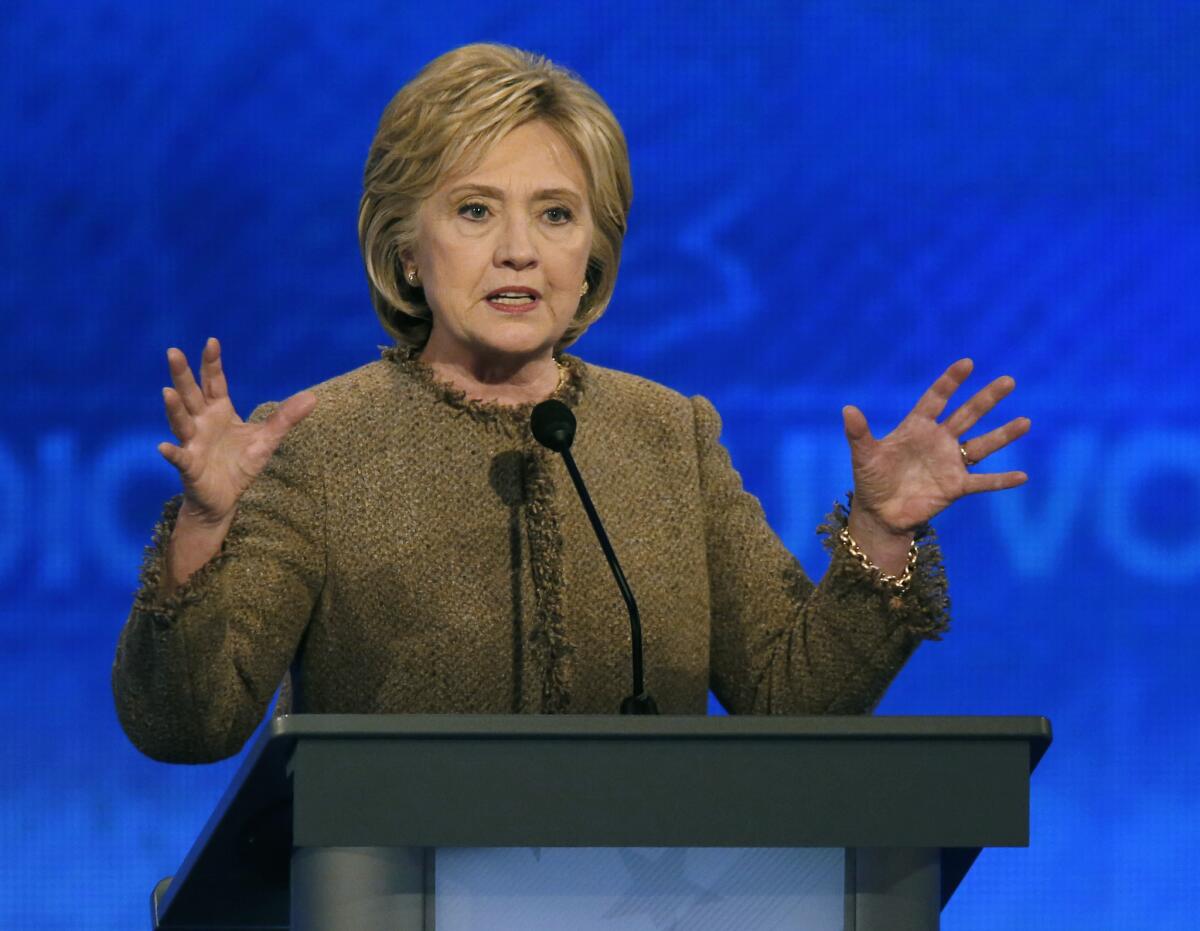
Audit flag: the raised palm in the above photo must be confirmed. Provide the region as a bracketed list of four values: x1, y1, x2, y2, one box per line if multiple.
[158, 338, 317, 524]
[843, 359, 1029, 533]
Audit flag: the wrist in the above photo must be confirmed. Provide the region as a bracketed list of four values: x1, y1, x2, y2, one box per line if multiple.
[846, 505, 915, 545]
[845, 506, 915, 578]
[838, 525, 918, 591]
[164, 501, 235, 594]
[177, 497, 236, 534]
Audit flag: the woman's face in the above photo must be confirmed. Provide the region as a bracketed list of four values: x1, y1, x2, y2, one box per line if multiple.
[411, 120, 594, 366]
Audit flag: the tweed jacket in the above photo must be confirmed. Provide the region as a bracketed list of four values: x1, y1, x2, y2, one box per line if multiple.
[112, 350, 950, 763]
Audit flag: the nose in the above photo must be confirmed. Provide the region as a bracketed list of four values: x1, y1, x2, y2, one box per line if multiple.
[493, 213, 538, 271]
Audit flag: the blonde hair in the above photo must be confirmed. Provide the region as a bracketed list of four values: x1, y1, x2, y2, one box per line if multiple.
[358, 43, 633, 350]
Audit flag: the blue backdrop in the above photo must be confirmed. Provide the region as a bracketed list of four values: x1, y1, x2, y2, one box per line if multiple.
[2, 2, 1197, 927]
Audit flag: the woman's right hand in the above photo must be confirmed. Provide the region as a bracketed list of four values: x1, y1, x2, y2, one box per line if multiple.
[158, 337, 317, 527]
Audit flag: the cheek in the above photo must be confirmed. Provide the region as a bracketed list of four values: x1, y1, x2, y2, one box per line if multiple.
[575, 227, 595, 272]
[552, 233, 593, 280]
[426, 238, 490, 290]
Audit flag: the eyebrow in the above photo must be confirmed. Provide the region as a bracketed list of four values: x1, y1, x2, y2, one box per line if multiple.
[446, 184, 584, 205]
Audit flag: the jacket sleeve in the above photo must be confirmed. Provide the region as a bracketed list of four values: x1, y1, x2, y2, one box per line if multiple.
[111, 402, 326, 763]
[693, 395, 950, 715]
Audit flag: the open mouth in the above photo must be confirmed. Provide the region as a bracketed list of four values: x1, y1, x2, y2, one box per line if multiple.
[486, 287, 541, 309]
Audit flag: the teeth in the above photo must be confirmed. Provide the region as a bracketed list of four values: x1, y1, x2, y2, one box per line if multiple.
[491, 294, 535, 303]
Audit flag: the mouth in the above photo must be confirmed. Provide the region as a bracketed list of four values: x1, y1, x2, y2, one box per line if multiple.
[485, 287, 542, 313]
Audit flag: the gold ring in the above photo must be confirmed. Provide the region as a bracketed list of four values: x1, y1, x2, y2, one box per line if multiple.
[959, 445, 977, 468]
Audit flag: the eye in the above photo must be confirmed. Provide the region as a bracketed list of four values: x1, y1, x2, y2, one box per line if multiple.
[544, 206, 573, 224]
[458, 202, 490, 221]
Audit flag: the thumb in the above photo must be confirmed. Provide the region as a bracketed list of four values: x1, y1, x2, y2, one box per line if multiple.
[842, 404, 874, 447]
[262, 390, 318, 442]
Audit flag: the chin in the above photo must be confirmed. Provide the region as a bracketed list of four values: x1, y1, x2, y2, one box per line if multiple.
[474, 320, 560, 359]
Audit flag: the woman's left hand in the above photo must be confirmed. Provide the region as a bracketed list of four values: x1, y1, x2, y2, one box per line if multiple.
[842, 358, 1030, 542]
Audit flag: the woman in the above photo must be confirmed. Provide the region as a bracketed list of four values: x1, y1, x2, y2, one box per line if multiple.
[112, 44, 1029, 763]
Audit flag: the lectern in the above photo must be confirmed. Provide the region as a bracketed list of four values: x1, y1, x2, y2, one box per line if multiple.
[150, 715, 1050, 930]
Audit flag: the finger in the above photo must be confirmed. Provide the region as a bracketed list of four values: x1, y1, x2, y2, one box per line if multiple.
[167, 347, 206, 416]
[162, 387, 196, 442]
[841, 405, 875, 453]
[200, 337, 229, 401]
[943, 375, 1016, 437]
[961, 416, 1030, 464]
[260, 390, 318, 445]
[963, 470, 1028, 495]
[910, 358, 973, 421]
[156, 441, 192, 472]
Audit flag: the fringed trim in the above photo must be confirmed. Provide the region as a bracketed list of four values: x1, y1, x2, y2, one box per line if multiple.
[131, 495, 250, 624]
[817, 496, 951, 641]
[383, 341, 583, 710]
[522, 448, 574, 713]
[381, 344, 586, 438]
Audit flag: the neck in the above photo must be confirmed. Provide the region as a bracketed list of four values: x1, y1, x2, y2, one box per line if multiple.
[419, 340, 561, 406]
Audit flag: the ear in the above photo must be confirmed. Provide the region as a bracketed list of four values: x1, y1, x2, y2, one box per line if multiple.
[397, 247, 419, 286]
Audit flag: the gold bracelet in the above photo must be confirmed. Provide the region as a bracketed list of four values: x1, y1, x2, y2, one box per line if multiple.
[838, 526, 919, 593]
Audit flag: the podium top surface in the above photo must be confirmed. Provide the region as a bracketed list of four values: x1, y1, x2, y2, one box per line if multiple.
[265, 712, 1051, 751]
